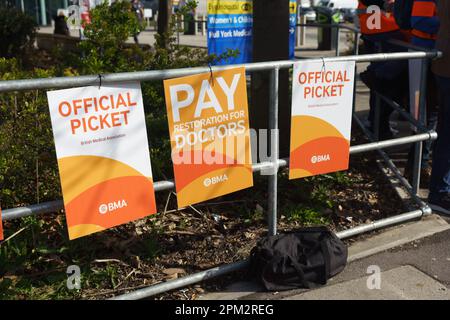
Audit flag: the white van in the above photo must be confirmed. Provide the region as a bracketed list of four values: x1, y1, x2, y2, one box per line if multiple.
[318, 0, 358, 22]
[318, 0, 358, 10]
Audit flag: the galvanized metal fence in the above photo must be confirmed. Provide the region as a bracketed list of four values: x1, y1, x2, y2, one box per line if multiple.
[0, 48, 441, 300]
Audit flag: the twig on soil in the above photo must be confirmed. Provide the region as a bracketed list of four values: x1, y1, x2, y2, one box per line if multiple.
[162, 192, 173, 216]
[93, 259, 130, 267]
[188, 205, 209, 221]
[82, 281, 164, 298]
[113, 268, 136, 290]
[0, 227, 28, 246]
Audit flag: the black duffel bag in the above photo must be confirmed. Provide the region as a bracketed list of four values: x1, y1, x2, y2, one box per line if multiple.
[249, 226, 347, 291]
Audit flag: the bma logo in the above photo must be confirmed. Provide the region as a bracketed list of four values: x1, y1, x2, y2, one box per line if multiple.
[311, 154, 331, 164]
[99, 200, 128, 214]
[241, 3, 251, 12]
[204, 174, 229, 187]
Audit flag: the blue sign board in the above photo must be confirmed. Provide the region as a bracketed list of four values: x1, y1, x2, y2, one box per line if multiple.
[207, 0, 253, 65]
[289, 0, 298, 59]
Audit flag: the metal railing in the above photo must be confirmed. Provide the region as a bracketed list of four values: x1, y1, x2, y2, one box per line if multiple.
[0, 49, 441, 300]
[296, 22, 361, 57]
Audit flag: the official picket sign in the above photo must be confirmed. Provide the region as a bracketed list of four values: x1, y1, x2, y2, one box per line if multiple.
[289, 61, 356, 179]
[47, 82, 157, 240]
[207, 0, 253, 65]
[164, 67, 253, 207]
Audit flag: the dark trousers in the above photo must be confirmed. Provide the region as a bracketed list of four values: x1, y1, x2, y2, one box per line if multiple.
[429, 76, 450, 200]
[363, 32, 407, 138]
[407, 69, 439, 170]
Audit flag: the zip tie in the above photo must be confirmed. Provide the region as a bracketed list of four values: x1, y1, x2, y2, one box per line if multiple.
[208, 63, 214, 87]
[98, 74, 103, 89]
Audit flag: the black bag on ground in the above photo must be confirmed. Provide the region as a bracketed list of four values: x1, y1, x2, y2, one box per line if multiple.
[249, 227, 347, 291]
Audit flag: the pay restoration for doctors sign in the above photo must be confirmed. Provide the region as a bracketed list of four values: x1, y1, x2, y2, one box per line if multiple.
[47, 82, 157, 240]
[289, 61, 355, 179]
[164, 67, 253, 207]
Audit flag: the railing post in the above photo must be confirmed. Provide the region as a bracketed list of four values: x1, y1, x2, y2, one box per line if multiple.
[267, 67, 279, 236]
[353, 31, 360, 56]
[335, 25, 340, 57]
[194, 13, 198, 36]
[202, 15, 206, 36]
[411, 58, 429, 194]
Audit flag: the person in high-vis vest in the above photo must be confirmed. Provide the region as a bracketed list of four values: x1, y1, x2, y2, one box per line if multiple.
[358, 0, 407, 140]
[405, 0, 440, 185]
[429, 0, 450, 214]
[358, 0, 400, 42]
[411, 0, 439, 49]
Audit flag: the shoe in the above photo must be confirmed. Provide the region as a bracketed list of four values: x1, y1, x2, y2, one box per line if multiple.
[428, 194, 450, 215]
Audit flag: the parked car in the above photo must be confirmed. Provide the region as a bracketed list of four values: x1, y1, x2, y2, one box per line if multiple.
[299, 1, 317, 22]
[300, 8, 317, 22]
[317, 0, 358, 22]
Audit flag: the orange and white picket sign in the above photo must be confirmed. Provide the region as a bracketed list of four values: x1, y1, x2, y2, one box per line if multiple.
[0, 207, 3, 241]
[289, 60, 355, 179]
[47, 82, 157, 240]
[164, 67, 253, 207]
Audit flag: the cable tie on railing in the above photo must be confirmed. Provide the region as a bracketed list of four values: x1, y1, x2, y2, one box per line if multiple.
[98, 74, 103, 89]
[321, 57, 327, 72]
[208, 63, 215, 87]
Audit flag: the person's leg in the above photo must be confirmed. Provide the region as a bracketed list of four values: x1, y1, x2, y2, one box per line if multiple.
[423, 73, 439, 168]
[429, 76, 450, 213]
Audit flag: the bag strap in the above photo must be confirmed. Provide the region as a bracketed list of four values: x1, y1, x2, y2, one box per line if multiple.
[287, 254, 320, 289]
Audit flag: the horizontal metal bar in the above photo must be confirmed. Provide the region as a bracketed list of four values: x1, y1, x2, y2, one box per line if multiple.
[1, 131, 435, 221]
[2, 200, 64, 221]
[349, 131, 437, 154]
[110, 260, 249, 300]
[111, 206, 428, 300]
[0, 52, 441, 93]
[296, 23, 360, 33]
[335, 209, 424, 239]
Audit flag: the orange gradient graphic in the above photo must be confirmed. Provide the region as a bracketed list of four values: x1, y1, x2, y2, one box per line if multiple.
[58, 156, 156, 239]
[289, 115, 350, 179]
[173, 150, 253, 206]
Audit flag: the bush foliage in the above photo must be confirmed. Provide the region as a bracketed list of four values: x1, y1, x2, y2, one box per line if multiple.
[0, 6, 37, 59]
[0, 0, 233, 208]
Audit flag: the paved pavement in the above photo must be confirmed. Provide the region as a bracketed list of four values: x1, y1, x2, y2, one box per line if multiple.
[37, 25, 353, 55]
[199, 215, 450, 300]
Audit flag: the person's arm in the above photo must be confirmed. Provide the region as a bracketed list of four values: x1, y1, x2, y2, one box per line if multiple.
[411, 0, 440, 35]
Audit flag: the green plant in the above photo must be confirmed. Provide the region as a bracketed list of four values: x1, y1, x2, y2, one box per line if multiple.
[78, 1, 146, 74]
[0, 58, 61, 208]
[0, 6, 37, 59]
[284, 205, 330, 225]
